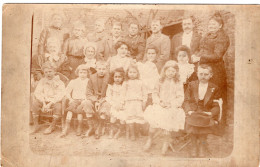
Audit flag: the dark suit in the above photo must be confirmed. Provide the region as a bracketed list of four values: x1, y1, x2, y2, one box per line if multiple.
[171, 31, 201, 61]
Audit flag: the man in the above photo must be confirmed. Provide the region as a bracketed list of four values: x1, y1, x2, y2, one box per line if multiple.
[98, 21, 124, 61]
[171, 16, 201, 61]
[124, 21, 145, 61]
[144, 19, 171, 72]
[87, 18, 107, 43]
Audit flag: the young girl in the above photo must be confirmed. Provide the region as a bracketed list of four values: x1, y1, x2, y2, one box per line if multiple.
[120, 64, 147, 140]
[106, 68, 126, 139]
[60, 64, 89, 137]
[143, 60, 186, 155]
[63, 21, 88, 79]
[109, 41, 132, 73]
[83, 42, 98, 75]
[176, 45, 195, 89]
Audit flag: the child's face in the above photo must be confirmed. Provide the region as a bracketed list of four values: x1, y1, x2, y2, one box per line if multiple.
[114, 72, 123, 85]
[177, 51, 189, 64]
[73, 26, 85, 38]
[112, 25, 122, 38]
[129, 24, 139, 36]
[151, 20, 162, 34]
[51, 15, 62, 28]
[44, 68, 55, 80]
[117, 44, 128, 57]
[78, 70, 88, 79]
[47, 42, 59, 54]
[146, 49, 157, 62]
[128, 68, 138, 80]
[165, 67, 177, 79]
[96, 65, 107, 77]
[85, 47, 96, 59]
[197, 67, 212, 83]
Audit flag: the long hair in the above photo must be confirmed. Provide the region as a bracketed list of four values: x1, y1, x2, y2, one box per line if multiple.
[159, 60, 180, 83]
[124, 63, 140, 81]
[108, 67, 125, 85]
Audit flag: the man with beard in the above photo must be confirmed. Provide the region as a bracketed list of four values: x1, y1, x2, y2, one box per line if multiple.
[171, 16, 201, 61]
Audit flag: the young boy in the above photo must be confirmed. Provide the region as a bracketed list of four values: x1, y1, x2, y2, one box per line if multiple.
[124, 21, 145, 61]
[183, 64, 220, 157]
[31, 62, 66, 135]
[63, 21, 88, 79]
[60, 64, 89, 137]
[82, 61, 110, 139]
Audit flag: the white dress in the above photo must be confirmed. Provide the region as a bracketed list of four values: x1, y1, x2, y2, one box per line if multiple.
[109, 55, 132, 72]
[178, 63, 194, 84]
[105, 84, 125, 121]
[144, 79, 185, 131]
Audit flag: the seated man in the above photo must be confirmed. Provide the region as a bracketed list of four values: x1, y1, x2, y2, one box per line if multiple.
[183, 64, 221, 158]
[82, 61, 110, 139]
[31, 62, 65, 135]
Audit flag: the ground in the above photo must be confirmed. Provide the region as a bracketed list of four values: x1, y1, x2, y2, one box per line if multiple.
[29, 123, 233, 158]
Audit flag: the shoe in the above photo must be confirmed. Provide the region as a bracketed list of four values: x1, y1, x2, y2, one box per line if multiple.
[43, 117, 58, 135]
[161, 142, 169, 156]
[143, 138, 152, 151]
[76, 120, 83, 136]
[60, 121, 70, 138]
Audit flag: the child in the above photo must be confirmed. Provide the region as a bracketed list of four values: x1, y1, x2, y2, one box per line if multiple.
[176, 45, 195, 89]
[82, 61, 110, 139]
[32, 37, 70, 79]
[109, 41, 132, 73]
[183, 64, 220, 157]
[63, 21, 88, 79]
[31, 62, 65, 135]
[83, 42, 98, 75]
[60, 64, 89, 137]
[106, 68, 126, 139]
[120, 63, 147, 140]
[143, 60, 185, 155]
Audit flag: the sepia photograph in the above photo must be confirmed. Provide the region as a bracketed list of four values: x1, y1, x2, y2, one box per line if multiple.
[1, 4, 259, 167]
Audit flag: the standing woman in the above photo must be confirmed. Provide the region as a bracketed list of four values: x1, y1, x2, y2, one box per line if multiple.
[193, 12, 230, 129]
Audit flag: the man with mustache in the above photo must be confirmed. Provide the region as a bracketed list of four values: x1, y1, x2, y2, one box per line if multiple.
[171, 16, 201, 62]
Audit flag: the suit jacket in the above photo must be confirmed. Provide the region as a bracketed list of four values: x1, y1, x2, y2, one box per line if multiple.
[171, 31, 201, 60]
[144, 33, 171, 62]
[124, 34, 145, 61]
[86, 73, 109, 102]
[183, 80, 221, 119]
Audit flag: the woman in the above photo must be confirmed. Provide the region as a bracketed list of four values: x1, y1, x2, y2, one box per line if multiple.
[195, 12, 230, 128]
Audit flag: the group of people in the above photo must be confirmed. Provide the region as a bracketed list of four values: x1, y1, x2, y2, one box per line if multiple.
[30, 11, 230, 157]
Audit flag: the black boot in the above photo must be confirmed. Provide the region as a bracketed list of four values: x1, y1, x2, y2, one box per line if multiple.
[85, 118, 95, 137]
[44, 117, 59, 135]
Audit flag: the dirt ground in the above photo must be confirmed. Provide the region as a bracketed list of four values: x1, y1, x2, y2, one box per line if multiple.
[29, 123, 233, 158]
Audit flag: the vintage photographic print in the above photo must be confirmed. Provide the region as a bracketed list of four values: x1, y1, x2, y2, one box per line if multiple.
[1, 4, 259, 167]
[29, 6, 234, 158]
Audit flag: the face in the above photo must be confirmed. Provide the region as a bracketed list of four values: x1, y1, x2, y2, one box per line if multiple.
[85, 47, 96, 59]
[182, 18, 194, 34]
[128, 68, 138, 80]
[47, 42, 59, 54]
[177, 51, 189, 64]
[165, 67, 177, 79]
[208, 19, 222, 33]
[95, 21, 105, 33]
[51, 15, 62, 28]
[96, 65, 107, 77]
[197, 67, 212, 83]
[146, 49, 157, 62]
[117, 44, 128, 57]
[129, 24, 139, 36]
[73, 25, 85, 38]
[44, 68, 55, 80]
[114, 72, 123, 85]
[112, 25, 122, 38]
[151, 20, 162, 34]
[78, 70, 88, 79]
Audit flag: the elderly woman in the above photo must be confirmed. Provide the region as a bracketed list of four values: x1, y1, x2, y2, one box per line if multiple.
[193, 12, 230, 129]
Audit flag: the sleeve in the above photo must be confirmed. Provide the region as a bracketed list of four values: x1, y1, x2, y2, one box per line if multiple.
[105, 85, 113, 104]
[210, 86, 221, 117]
[192, 34, 202, 55]
[86, 79, 97, 102]
[200, 35, 230, 63]
[34, 79, 45, 102]
[172, 83, 184, 108]
[136, 37, 146, 61]
[182, 83, 192, 113]
[120, 82, 127, 104]
[65, 80, 74, 100]
[52, 81, 66, 104]
[152, 81, 160, 104]
[109, 57, 115, 73]
[38, 28, 48, 56]
[160, 36, 171, 61]
[141, 81, 148, 103]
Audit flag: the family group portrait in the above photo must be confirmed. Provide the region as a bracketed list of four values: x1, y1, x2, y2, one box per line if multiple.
[29, 6, 235, 158]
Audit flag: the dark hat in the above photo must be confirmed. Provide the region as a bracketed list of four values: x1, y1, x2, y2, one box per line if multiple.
[186, 112, 215, 127]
